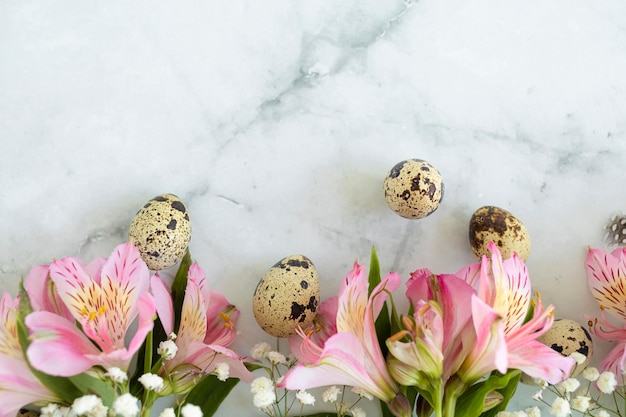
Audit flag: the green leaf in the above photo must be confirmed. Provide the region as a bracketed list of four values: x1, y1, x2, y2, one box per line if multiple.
[15, 279, 83, 402]
[370, 246, 392, 359]
[69, 372, 117, 406]
[479, 371, 521, 417]
[172, 250, 193, 333]
[184, 375, 240, 417]
[454, 370, 521, 417]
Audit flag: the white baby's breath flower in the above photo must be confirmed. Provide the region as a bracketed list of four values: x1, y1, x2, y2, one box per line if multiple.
[111, 393, 140, 417]
[571, 395, 591, 412]
[596, 410, 610, 417]
[251, 342, 272, 360]
[582, 367, 600, 381]
[296, 390, 316, 405]
[168, 332, 177, 340]
[40, 404, 69, 417]
[180, 403, 203, 417]
[138, 373, 164, 391]
[569, 352, 586, 365]
[532, 390, 543, 401]
[158, 408, 176, 417]
[525, 406, 541, 417]
[549, 397, 570, 417]
[351, 386, 374, 400]
[214, 362, 230, 381]
[251, 376, 274, 394]
[72, 394, 108, 416]
[558, 378, 580, 393]
[352, 407, 366, 417]
[323, 385, 342, 403]
[253, 389, 277, 409]
[105, 367, 128, 383]
[510, 412, 528, 417]
[597, 371, 617, 394]
[157, 339, 178, 360]
[267, 350, 287, 364]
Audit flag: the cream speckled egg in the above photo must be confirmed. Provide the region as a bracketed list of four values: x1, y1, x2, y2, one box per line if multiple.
[383, 159, 444, 219]
[129, 194, 191, 270]
[253, 255, 320, 338]
[537, 319, 593, 377]
[469, 206, 531, 261]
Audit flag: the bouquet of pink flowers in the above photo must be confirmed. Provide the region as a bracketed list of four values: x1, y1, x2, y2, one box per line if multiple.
[0, 243, 254, 417]
[271, 243, 574, 417]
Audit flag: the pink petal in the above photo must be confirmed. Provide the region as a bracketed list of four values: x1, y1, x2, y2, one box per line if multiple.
[25, 311, 101, 376]
[0, 356, 58, 417]
[598, 341, 626, 385]
[586, 247, 626, 322]
[281, 332, 394, 401]
[151, 274, 174, 335]
[508, 340, 574, 384]
[101, 242, 150, 297]
[460, 296, 507, 382]
[126, 292, 156, 356]
[188, 263, 211, 306]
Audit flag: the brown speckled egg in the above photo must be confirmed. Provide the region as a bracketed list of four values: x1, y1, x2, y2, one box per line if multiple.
[383, 159, 444, 219]
[469, 206, 531, 261]
[538, 318, 593, 377]
[129, 194, 191, 270]
[253, 255, 320, 338]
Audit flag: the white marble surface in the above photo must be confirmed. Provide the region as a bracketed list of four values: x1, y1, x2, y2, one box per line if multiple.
[2, 0, 626, 415]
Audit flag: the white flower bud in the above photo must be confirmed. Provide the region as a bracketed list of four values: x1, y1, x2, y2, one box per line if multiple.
[549, 397, 570, 417]
[111, 393, 140, 417]
[138, 373, 164, 391]
[323, 385, 341, 403]
[597, 371, 618, 394]
[296, 390, 315, 405]
[181, 403, 203, 417]
[157, 340, 178, 360]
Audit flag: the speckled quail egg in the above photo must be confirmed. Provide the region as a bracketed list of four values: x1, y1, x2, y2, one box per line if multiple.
[537, 318, 593, 377]
[469, 206, 531, 261]
[383, 159, 444, 219]
[253, 255, 320, 338]
[129, 194, 191, 270]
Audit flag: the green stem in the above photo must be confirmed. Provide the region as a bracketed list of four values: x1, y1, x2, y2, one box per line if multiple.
[144, 330, 153, 375]
[442, 377, 467, 417]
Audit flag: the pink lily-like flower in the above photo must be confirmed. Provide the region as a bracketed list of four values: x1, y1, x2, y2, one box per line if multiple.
[24, 265, 73, 320]
[457, 242, 574, 383]
[288, 295, 338, 364]
[0, 292, 60, 417]
[151, 263, 253, 390]
[585, 247, 626, 382]
[25, 242, 156, 376]
[280, 262, 411, 417]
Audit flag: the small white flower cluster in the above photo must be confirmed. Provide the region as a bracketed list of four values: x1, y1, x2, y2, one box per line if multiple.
[505, 353, 626, 417]
[39, 365, 205, 417]
[249, 342, 371, 417]
[321, 386, 369, 417]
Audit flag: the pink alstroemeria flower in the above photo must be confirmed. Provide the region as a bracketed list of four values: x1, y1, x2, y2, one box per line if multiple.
[389, 268, 507, 397]
[25, 243, 156, 376]
[585, 247, 626, 382]
[458, 242, 574, 384]
[24, 265, 73, 320]
[280, 262, 411, 417]
[151, 263, 253, 388]
[0, 292, 60, 417]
